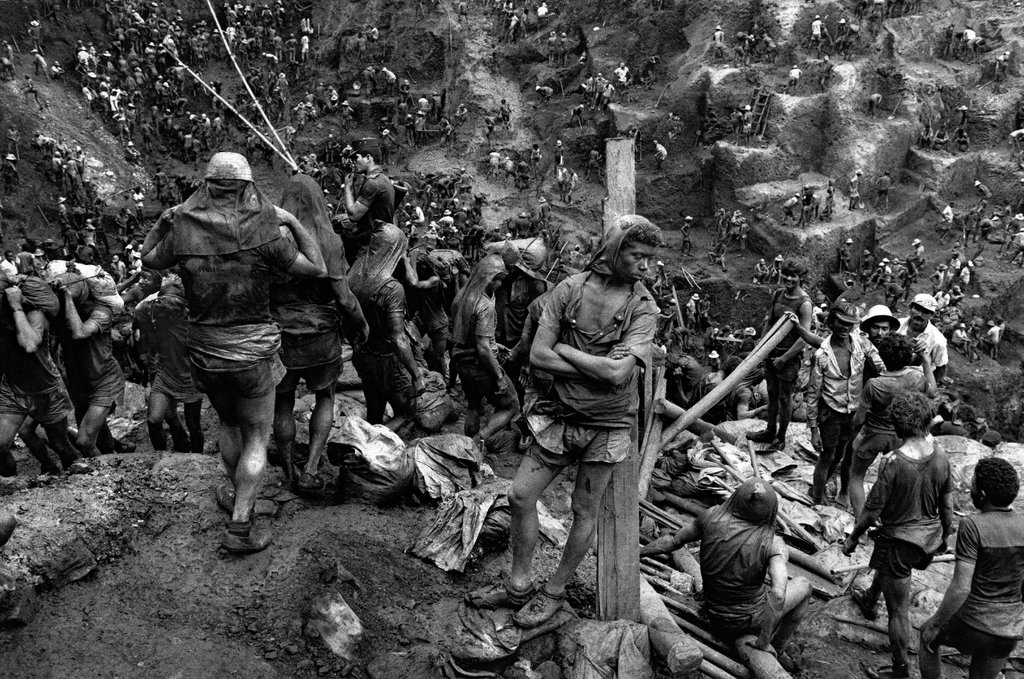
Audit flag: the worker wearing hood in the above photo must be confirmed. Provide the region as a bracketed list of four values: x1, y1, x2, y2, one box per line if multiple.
[467, 215, 662, 628]
[141, 152, 327, 555]
[641, 478, 812, 653]
[271, 174, 368, 490]
[348, 222, 422, 424]
[452, 254, 519, 444]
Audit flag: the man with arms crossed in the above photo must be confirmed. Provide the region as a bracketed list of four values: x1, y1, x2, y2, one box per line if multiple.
[467, 215, 660, 627]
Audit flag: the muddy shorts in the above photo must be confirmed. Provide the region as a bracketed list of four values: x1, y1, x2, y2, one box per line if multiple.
[819, 405, 854, 449]
[526, 424, 631, 468]
[351, 350, 415, 414]
[191, 354, 287, 401]
[853, 431, 900, 466]
[455, 359, 517, 411]
[931, 614, 1018, 659]
[869, 536, 932, 580]
[765, 351, 801, 384]
[276, 356, 344, 394]
[150, 370, 202, 404]
[69, 364, 125, 410]
[0, 378, 72, 425]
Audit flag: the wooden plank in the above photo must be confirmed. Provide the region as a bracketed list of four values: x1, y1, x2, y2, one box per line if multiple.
[601, 136, 636, 234]
[597, 434, 641, 621]
[596, 134, 641, 622]
[637, 352, 668, 499]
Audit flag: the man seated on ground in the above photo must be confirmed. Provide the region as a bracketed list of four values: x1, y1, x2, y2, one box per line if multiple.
[919, 457, 1024, 679]
[843, 390, 954, 679]
[451, 253, 520, 447]
[466, 215, 660, 628]
[642, 478, 812, 665]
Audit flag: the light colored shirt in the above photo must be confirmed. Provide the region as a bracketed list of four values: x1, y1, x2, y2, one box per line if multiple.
[805, 332, 885, 425]
[898, 318, 949, 368]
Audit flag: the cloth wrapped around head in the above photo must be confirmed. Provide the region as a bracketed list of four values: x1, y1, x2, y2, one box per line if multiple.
[279, 173, 347, 279]
[451, 253, 506, 344]
[586, 214, 657, 275]
[169, 152, 281, 257]
[348, 222, 408, 299]
[699, 478, 779, 607]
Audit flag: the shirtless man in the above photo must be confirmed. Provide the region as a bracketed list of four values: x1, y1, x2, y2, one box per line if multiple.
[466, 215, 660, 627]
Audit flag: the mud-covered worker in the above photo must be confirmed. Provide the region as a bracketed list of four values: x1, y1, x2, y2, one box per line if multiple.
[838, 238, 854, 273]
[849, 169, 863, 209]
[843, 390, 953, 679]
[271, 175, 368, 491]
[867, 92, 883, 117]
[56, 271, 126, 459]
[897, 293, 948, 384]
[781, 193, 799, 224]
[641, 479, 812, 660]
[133, 274, 205, 455]
[711, 25, 727, 60]
[406, 243, 452, 380]
[919, 457, 1024, 679]
[347, 223, 423, 426]
[875, 171, 892, 209]
[786, 64, 802, 93]
[142, 152, 328, 554]
[806, 302, 885, 506]
[495, 241, 548, 390]
[974, 180, 992, 211]
[849, 333, 937, 519]
[653, 139, 668, 171]
[340, 144, 396, 250]
[467, 215, 660, 627]
[748, 259, 818, 451]
[451, 254, 519, 446]
[0, 274, 85, 476]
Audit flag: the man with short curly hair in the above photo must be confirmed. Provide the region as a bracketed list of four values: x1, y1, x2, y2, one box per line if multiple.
[920, 456, 1024, 679]
[843, 390, 954, 679]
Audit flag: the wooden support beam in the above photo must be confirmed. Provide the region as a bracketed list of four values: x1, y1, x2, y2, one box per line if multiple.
[601, 137, 636, 234]
[596, 135, 641, 622]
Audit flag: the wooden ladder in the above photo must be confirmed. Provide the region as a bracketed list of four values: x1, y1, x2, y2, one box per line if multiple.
[750, 86, 773, 137]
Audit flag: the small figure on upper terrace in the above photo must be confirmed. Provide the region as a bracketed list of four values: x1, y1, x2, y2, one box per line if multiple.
[786, 64, 802, 94]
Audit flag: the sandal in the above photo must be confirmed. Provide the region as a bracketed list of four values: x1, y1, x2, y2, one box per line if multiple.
[862, 662, 909, 679]
[466, 577, 536, 610]
[297, 472, 326, 492]
[851, 589, 879, 622]
[513, 584, 566, 628]
[215, 484, 279, 517]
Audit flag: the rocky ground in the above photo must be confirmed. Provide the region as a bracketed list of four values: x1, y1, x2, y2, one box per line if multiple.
[2, 0, 1024, 676]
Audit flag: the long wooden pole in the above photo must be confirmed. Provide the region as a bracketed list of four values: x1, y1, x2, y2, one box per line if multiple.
[661, 315, 795, 444]
[595, 136, 640, 623]
[164, 50, 297, 170]
[639, 578, 704, 677]
[204, 0, 296, 168]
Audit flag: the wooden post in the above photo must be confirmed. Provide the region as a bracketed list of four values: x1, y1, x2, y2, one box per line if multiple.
[601, 137, 636, 234]
[596, 135, 641, 622]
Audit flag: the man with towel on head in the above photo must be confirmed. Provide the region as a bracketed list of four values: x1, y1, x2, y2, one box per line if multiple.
[271, 174, 367, 492]
[142, 152, 327, 554]
[347, 222, 423, 426]
[466, 215, 660, 628]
